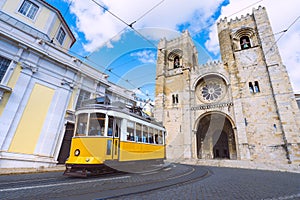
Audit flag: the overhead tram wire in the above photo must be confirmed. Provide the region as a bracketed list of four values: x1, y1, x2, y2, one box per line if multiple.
[80, 44, 152, 97]
[106, 58, 138, 72]
[90, 0, 165, 49]
[83, 0, 164, 71]
[45, 1, 192, 98]
[85, 0, 165, 97]
[227, 0, 263, 18]
[164, 0, 264, 66]
[190, 0, 264, 39]
[83, 26, 128, 61]
[264, 15, 300, 56]
[135, 0, 165, 22]
[240, 15, 300, 91]
[184, 0, 298, 92]
[157, 0, 265, 67]
[88, 59, 152, 97]
[63, 0, 263, 63]
[75, 0, 264, 64]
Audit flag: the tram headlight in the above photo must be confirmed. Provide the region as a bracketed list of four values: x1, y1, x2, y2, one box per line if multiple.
[74, 149, 80, 156]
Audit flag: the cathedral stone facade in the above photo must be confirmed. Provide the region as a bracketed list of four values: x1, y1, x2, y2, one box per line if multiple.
[154, 6, 300, 165]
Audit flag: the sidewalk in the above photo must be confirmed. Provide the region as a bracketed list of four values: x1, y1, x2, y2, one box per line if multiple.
[178, 159, 300, 174]
[0, 165, 65, 175]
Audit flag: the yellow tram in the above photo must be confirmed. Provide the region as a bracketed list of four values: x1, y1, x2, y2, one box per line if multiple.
[64, 97, 166, 176]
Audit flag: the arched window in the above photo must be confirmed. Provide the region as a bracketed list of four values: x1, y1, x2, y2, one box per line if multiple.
[172, 94, 179, 104]
[249, 82, 254, 93]
[174, 56, 180, 69]
[240, 36, 251, 50]
[254, 81, 260, 93]
[249, 81, 260, 93]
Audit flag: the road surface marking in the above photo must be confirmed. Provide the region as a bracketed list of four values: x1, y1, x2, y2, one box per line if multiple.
[0, 175, 130, 192]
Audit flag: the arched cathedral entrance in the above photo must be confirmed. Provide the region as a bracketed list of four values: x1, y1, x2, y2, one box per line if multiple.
[196, 113, 237, 159]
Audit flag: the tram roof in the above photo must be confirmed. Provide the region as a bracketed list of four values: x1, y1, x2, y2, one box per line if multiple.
[77, 101, 164, 128]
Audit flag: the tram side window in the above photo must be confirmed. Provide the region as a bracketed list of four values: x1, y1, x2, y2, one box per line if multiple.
[106, 140, 112, 155]
[153, 129, 158, 144]
[158, 130, 164, 144]
[88, 113, 105, 136]
[127, 121, 135, 141]
[148, 128, 154, 143]
[107, 116, 114, 136]
[136, 123, 142, 142]
[142, 125, 148, 143]
[75, 113, 88, 136]
[115, 118, 121, 138]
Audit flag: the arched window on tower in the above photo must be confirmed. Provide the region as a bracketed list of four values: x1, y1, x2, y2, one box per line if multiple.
[174, 56, 180, 69]
[172, 94, 179, 104]
[249, 82, 254, 93]
[249, 81, 260, 94]
[240, 36, 251, 50]
[254, 81, 260, 93]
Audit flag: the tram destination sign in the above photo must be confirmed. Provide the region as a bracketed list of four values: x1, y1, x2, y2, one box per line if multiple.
[191, 102, 233, 111]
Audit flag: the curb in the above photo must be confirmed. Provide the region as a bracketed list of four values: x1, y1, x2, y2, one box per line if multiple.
[0, 165, 65, 175]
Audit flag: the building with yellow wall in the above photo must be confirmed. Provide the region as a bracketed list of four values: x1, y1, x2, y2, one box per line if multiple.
[0, 0, 135, 168]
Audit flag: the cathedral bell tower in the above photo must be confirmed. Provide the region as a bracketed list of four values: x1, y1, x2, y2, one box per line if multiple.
[217, 6, 300, 163]
[155, 30, 198, 160]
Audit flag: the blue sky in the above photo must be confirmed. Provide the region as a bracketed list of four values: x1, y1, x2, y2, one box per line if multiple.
[45, 0, 300, 99]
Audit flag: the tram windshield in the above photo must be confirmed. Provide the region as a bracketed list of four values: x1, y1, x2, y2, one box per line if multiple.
[75, 113, 105, 136]
[88, 113, 105, 136]
[75, 113, 88, 136]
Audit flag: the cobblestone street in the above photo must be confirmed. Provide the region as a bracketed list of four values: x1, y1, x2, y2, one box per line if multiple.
[1, 163, 299, 200]
[111, 166, 300, 200]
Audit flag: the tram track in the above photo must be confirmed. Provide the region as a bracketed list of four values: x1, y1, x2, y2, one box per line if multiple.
[1, 163, 300, 200]
[100, 165, 211, 200]
[0, 164, 210, 200]
[49, 164, 210, 200]
[0, 170, 126, 193]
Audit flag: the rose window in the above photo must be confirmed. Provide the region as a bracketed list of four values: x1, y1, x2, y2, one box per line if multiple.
[202, 83, 222, 101]
[196, 77, 227, 103]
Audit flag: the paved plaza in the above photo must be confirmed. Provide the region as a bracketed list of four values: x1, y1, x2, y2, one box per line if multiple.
[0, 161, 299, 200]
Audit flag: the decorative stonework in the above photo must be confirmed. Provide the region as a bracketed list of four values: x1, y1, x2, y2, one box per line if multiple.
[196, 77, 227, 103]
[21, 62, 38, 73]
[191, 102, 233, 111]
[0, 84, 12, 102]
[61, 78, 74, 89]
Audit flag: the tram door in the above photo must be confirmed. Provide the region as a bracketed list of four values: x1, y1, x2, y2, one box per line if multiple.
[107, 116, 120, 160]
[113, 118, 121, 160]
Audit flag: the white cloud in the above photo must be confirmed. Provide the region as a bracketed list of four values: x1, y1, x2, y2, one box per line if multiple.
[67, 0, 300, 92]
[67, 0, 224, 51]
[205, 0, 300, 92]
[130, 50, 156, 64]
[205, 25, 219, 56]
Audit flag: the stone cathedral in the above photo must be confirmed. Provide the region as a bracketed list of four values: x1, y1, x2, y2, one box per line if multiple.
[154, 6, 300, 165]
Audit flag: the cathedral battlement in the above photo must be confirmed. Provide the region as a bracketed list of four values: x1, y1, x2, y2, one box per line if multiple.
[253, 5, 266, 13]
[230, 13, 251, 23]
[198, 60, 225, 75]
[218, 13, 252, 27]
[164, 30, 193, 47]
[218, 6, 266, 28]
[200, 60, 223, 68]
